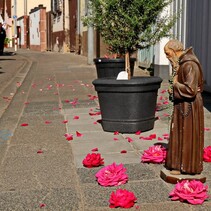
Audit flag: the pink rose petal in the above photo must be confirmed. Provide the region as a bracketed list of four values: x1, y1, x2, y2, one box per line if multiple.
[113, 138, 119, 141]
[39, 203, 46, 208]
[149, 134, 156, 139]
[126, 137, 134, 142]
[73, 116, 79, 120]
[64, 133, 73, 141]
[45, 121, 51, 124]
[89, 111, 101, 116]
[91, 148, 98, 152]
[76, 131, 83, 137]
[114, 131, 119, 135]
[37, 149, 43, 154]
[21, 123, 28, 127]
[70, 98, 78, 106]
[62, 120, 68, 123]
[135, 130, 141, 135]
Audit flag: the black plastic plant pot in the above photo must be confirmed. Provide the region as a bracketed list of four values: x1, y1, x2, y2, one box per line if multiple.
[92, 76, 163, 133]
[93, 58, 136, 78]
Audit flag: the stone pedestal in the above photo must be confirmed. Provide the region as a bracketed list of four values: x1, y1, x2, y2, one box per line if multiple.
[160, 168, 206, 184]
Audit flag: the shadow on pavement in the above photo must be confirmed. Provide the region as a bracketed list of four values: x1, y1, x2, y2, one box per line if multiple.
[202, 91, 211, 112]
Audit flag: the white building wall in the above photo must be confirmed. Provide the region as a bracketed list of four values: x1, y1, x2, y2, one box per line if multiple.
[53, 15, 63, 32]
[12, 0, 51, 18]
[29, 10, 40, 45]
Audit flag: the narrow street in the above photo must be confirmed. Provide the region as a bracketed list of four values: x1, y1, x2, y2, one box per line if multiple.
[0, 49, 210, 211]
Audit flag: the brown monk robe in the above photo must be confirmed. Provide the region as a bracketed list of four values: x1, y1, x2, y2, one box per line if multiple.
[164, 40, 204, 174]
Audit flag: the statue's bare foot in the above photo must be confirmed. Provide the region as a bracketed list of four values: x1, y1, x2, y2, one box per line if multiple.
[170, 170, 181, 175]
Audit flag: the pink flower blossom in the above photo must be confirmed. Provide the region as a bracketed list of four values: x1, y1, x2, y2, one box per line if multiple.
[82, 153, 104, 168]
[169, 180, 209, 205]
[95, 163, 128, 187]
[109, 189, 137, 208]
[203, 146, 211, 162]
[141, 145, 166, 163]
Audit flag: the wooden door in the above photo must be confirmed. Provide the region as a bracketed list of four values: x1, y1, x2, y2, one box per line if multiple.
[46, 12, 52, 51]
[69, 0, 77, 52]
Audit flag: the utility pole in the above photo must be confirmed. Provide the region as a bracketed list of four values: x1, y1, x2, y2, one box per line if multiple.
[14, 0, 17, 51]
[24, 0, 27, 15]
[87, 1, 94, 65]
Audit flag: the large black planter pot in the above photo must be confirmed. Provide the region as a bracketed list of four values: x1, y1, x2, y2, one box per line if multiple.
[93, 58, 136, 78]
[93, 76, 163, 133]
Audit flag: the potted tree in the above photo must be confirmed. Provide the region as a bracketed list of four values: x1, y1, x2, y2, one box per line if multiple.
[84, 0, 177, 133]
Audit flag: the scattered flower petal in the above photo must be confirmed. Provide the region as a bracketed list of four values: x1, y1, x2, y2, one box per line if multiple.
[82, 153, 104, 168]
[109, 189, 137, 209]
[113, 138, 119, 141]
[139, 136, 152, 140]
[114, 131, 119, 135]
[37, 149, 43, 154]
[126, 137, 134, 142]
[39, 203, 46, 208]
[95, 162, 128, 187]
[135, 130, 141, 135]
[45, 121, 51, 124]
[169, 180, 209, 205]
[121, 150, 127, 153]
[88, 95, 98, 100]
[70, 98, 78, 106]
[64, 133, 73, 141]
[91, 148, 98, 152]
[149, 134, 156, 139]
[204, 127, 211, 131]
[76, 131, 83, 137]
[62, 120, 68, 123]
[21, 123, 28, 127]
[73, 116, 79, 120]
[89, 111, 101, 116]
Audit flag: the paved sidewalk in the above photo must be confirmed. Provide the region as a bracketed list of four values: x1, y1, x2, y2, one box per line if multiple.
[0, 49, 211, 211]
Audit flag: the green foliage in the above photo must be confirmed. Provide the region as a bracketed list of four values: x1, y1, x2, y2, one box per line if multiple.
[83, 0, 178, 55]
[4, 37, 11, 44]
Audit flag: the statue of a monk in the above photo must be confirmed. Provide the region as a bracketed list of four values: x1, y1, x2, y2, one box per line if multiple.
[164, 39, 204, 175]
